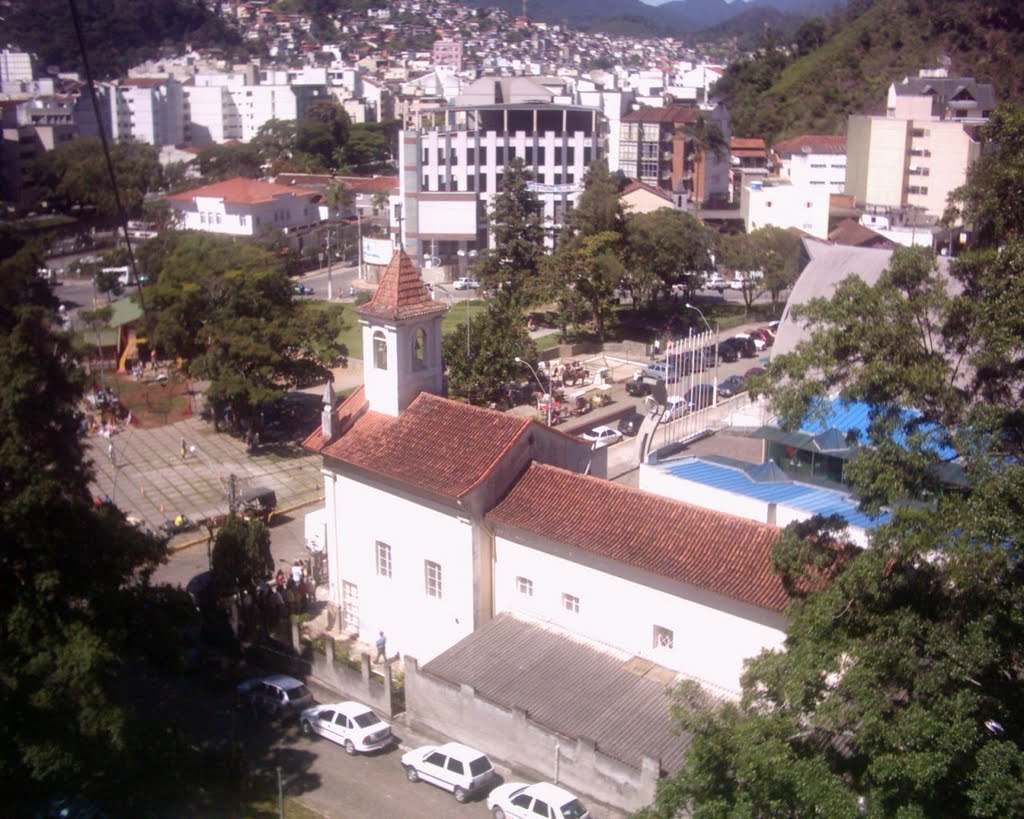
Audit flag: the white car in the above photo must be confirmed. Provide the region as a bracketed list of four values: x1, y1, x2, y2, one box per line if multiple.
[704, 274, 727, 291]
[729, 277, 748, 290]
[300, 701, 393, 754]
[453, 277, 480, 290]
[581, 425, 622, 448]
[487, 781, 591, 819]
[401, 741, 497, 802]
[663, 395, 690, 421]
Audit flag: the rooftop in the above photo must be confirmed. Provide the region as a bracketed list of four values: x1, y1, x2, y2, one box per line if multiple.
[166, 176, 321, 205]
[773, 134, 847, 156]
[356, 249, 448, 322]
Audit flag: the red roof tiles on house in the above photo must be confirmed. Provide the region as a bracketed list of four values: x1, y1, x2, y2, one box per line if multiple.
[621, 179, 673, 201]
[356, 249, 449, 322]
[622, 105, 698, 124]
[773, 134, 847, 157]
[304, 391, 532, 500]
[487, 463, 789, 612]
[166, 176, 321, 204]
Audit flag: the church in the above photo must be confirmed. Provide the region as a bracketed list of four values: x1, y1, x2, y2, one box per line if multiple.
[304, 249, 789, 695]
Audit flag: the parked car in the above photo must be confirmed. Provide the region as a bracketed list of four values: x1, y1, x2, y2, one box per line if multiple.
[401, 742, 497, 802]
[453, 277, 480, 290]
[731, 335, 758, 358]
[581, 425, 623, 448]
[617, 411, 645, 437]
[734, 332, 767, 352]
[744, 366, 766, 379]
[642, 361, 677, 384]
[625, 375, 652, 397]
[703, 273, 727, 292]
[487, 781, 591, 819]
[664, 395, 689, 421]
[729, 277, 748, 290]
[239, 486, 277, 520]
[685, 383, 716, 410]
[717, 339, 740, 363]
[750, 328, 774, 347]
[236, 674, 313, 719]
[300, 701, 393, 754]
[293, 283, 314, 296]
[717, 374, 747, 398]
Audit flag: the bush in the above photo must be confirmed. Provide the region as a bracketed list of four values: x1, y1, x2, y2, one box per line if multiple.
[353, 291, 371, 306]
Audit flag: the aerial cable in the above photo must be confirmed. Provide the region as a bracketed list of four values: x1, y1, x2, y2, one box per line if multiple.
[67, 0, 147, 314]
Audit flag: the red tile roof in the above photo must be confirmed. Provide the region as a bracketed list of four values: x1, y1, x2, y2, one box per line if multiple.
[622, 105, 698, 125]
[828, 218, 893, 249]
[730, 137, 766, 150]
[773, 134, 847, 157]
[487, 463, 788, 612]
[621, 180, 673, 201]
[304, 391, 532, 500]
[356, 249, 449, 322]
[166, 176, 321, 204]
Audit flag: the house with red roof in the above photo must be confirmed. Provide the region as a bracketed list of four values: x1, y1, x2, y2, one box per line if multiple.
[303, 247, 789, 693]
[166, 176, 323, 239]
[772, 134, 847, 194]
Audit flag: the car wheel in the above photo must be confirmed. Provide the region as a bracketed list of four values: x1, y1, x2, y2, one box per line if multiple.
[492, 808, 506, 819]
[405, 765, 419, 783]
[345, 739, 356, 756]
[301, 720, 315, 737]
[454, 787, 469, 803]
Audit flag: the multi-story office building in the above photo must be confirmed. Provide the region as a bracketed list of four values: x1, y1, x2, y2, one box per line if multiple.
[397, 77, 606, 268]
[845, 69, 994, 222]
[618, 103, 731, 209]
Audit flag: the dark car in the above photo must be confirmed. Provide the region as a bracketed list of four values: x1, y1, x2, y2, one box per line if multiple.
[717, 374, 746, 398]
[617, 412, 645, 437]
[625, 376, 653, 397]
[717, 339, 740, 363]
[744, 366, 766, 379]
[685, 383, 716, 410]
[731, 335, 758, 358]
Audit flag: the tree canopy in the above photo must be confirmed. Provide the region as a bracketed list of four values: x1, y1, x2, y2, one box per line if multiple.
[442, 305, 536, 406]
[643, 106, 1024, 817]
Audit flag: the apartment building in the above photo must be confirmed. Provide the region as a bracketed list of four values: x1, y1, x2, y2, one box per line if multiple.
[845, 68, 994, 222]
[107, 78, 185, 147]
[397, 76, 606, 267]
[773, 134, 847, 192]
[1, 96, 77, 204]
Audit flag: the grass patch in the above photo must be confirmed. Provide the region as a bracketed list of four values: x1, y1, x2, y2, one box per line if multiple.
[534, 332, 562, 351]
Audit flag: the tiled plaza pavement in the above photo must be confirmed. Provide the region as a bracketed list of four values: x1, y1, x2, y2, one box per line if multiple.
[89, 413, 324, 536]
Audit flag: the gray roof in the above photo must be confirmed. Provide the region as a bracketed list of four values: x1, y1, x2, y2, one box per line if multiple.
[421, 613, 692, 773]
[894, 75, 996, 112]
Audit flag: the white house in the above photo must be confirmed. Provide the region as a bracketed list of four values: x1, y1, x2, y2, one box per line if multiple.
[740, 177, 830, 240]
[303, 249, 792, 693]
[166, 177, 323, 238]
[773, 134, 847, 193]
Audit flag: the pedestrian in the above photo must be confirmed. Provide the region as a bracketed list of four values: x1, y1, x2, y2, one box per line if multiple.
[180, 437, 187, 460]
[107, 441, 116, 465]
[374, 630, 387, 664]
[291, 560, 303, 584]
[275, 569, 285, 590]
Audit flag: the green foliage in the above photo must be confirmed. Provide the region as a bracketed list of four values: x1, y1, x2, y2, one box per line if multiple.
[750, 226, 804, 307]
[30, 139, 161, 220]
[4, 0, 249, 79]
[545, 231, 624, 341]
[442, 304, 536, 406]
[141, 232, 347, 421]
[565, 159, 625, 239]
[195, 142, 262, 182]
[474, 159, 545, 310]
[0, 229, 167, 797]
[211, 515, 273, 593]
[625, 209, 714, 304]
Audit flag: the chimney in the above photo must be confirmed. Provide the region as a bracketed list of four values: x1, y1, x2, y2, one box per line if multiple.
[321, 381, 336, 439]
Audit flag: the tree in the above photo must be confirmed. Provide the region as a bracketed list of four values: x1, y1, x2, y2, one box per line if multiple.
[565, 159, 625, 239]
[749, 225, 804, 307]
[642, 236, 1024, 816]
[443, 305, 536, 406]
[195, 142, 262, 182]
[211, 515, 273, 594]
[143, 233, 348, 425]
[677, 114, 728, 217]
[0, 229, 167, 800]
[544, 231, 624, 341]
[625, 209, 715, 304]
[474, 159, 545, 310]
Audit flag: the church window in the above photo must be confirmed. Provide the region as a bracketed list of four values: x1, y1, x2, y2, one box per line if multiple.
[516, 576, 533, 596]
[412, 328, 427, 370]
[562, 593, 579, 614]
[425, 560, 443, 599]
[653, 625, 674, 649]
[376, 541, 392, 578]
[373, 330, 387, 370]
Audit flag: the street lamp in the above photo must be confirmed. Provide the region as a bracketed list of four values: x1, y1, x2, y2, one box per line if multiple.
[515, 356, 551, 426]
[685, 302, 720, 404]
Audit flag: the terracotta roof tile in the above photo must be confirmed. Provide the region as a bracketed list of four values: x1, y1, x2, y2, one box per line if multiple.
[773, 134, 847, 156]
[166, 176, 321, 204]
[304, 391, 532, 499]
[622, 105, 698, 124]
[356, 249, 449, 322]
[730, 137, 766, 150]
[621, 179, 673, 201]
[487, 463, 788, 612]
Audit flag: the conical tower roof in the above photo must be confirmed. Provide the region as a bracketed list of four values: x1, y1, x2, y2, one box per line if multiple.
[356, 249, 448, 322]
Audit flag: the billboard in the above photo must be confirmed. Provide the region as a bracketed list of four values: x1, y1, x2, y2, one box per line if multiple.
[362, 237, 394, 265]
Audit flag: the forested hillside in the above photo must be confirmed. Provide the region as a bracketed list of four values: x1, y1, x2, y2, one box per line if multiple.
[716, 0, 1024, 140]
[5, 0, 250, 79]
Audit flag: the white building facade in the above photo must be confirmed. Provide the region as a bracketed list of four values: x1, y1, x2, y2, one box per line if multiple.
[167, 177, 322, 237]
[741, 178, 830, 240]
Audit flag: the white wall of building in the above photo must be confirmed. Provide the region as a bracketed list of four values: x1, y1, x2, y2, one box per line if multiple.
[741, 179, 830, 240]
[172, 191, 320, 236]
[493, 535, 785, 694]
[783, 151, 847, 193]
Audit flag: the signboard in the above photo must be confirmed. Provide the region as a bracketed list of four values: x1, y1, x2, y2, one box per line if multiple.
[361, 237, 394, 265]
[527, 182, 583, 195]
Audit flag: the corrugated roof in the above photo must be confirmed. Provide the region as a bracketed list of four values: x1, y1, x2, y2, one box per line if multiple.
[304, 390, 532, 500]
[356, 249, 448, 322]
[421, 613, 692, 773]
[166, 176, 321, 204]
[487, 463, 788, 613]
[660, 457, 889, 531]
[773, 134, 847, 156]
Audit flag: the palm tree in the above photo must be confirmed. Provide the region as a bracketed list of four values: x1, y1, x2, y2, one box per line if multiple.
[677, 114, 728, 221]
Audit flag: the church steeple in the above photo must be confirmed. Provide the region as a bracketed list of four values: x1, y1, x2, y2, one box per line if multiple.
[356, 249, 448, 416]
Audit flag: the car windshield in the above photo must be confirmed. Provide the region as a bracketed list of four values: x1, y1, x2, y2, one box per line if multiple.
[284, 684, 310, 699]
[560, 799, 589, 819]
[468, 756, 492, 776]
[353, 711, 382, 728]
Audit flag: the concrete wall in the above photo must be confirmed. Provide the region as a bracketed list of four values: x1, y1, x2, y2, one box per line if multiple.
[404, 656, 660, 814]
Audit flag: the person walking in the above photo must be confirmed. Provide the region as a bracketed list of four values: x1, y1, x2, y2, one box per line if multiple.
[374, 630, 387, 664]
[180, 437, 187, 460]
[107, 441, 116, 465]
